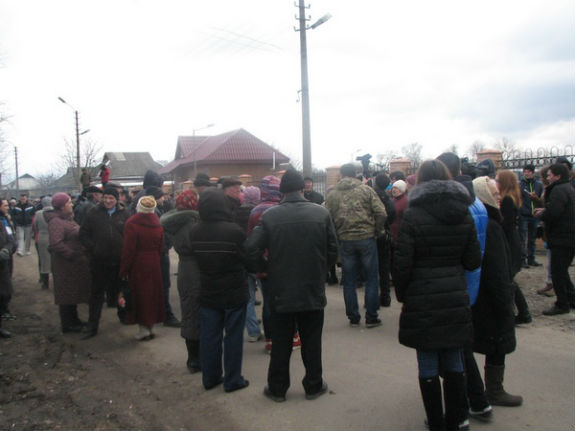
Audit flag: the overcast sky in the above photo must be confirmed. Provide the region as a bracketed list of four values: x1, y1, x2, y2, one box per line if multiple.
[0, 0, 573, 179]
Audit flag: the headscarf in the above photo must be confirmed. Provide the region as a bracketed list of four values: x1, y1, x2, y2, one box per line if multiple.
[176, 189, 199, 211]
[243, 186, 261, 206]
[136, 196, 157, 213]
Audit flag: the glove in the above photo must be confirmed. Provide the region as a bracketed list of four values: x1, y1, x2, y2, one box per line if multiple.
[0, 248, 11, 261]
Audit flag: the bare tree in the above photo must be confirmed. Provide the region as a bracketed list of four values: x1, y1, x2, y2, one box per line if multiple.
[58, 137, 103, 173]
[374, 150, 397, 173]
[467, 140, 486, 161]
[401, 142, 423, 170]
[34, 171, 60, 196]
[443, 144, 459, 155]
[495, 137, 521, 162]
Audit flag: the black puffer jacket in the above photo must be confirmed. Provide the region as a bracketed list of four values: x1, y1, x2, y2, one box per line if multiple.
[393, 180, 481, 351]
[188, 189, 249, 310]
[79, 203, 130, 265]
[472, 204, 516, 355]
[245, 193, 338, 313]
[540, 179, 575, 249]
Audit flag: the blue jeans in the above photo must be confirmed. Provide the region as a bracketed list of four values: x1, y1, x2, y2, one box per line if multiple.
[245, 274, 261, 338]
[417, 349, 464, 379]
[519, 216, 538, 261]
[200, 305, 247, 391]
[340, 238, 379, 323]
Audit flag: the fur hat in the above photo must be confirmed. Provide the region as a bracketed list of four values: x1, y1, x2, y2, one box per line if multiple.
[280, 169, 305, 194]
[473, 176, 499, 209]
[392, 180, 407, 194]
[52, 193, 71, 209]
[136, 196, 157, 213]
[103, 187, 119, 200]
[175, 189, 199, 211]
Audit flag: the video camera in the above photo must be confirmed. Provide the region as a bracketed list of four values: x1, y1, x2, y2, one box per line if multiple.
[460, 157, 495, 179]
[355, 153, 372, 178]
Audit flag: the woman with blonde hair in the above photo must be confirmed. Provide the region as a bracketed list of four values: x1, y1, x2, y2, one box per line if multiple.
[495, 170, 531, 324]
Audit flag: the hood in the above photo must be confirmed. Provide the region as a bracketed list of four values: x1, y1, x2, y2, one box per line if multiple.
[259, 175, 282, 203]
[198, 188, 232, 222]
[408, 180, 472, 224]
[160, 209, 200, 235]
[143, 170, 164, 188]
[43, 208, 73, 223]
[336, 177, 362, 191]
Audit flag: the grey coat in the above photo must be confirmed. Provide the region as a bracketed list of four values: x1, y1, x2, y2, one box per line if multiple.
[45, 210, 91, 305]
[161, 209, 201, 340]
[33, 208, 52, 274]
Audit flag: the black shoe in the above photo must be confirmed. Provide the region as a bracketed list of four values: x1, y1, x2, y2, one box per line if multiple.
[514, 313, 532, 325]
[81, 327, 98, 340]
[542, 305, 570, 316]
[365, 318, 382, 328]
[0, 328, 12, 338]
[305, 382, 328, 400]
[521, 260, 530, 269]
[204, 377, 224, 390]
[528, 259, 542, 267]
[349, 319, 360, 328]
[263, 386, 286, 402]
[186, 361, 201, 374]
[164, 315, 181, 328]
[225, 379, 250, 393]
[380, 295, 391, 307]
[327, 277, 339, 286]
[62, 325, 84, 333]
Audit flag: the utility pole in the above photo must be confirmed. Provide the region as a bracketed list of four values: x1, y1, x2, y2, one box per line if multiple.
[14, 146, 19, 197]
[295, 2, 331, 177]
[75, 110, 80, 187]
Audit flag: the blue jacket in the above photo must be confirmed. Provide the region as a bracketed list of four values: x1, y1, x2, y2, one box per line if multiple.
[466, 197, 488, 305]
[519, 178, 543, 217]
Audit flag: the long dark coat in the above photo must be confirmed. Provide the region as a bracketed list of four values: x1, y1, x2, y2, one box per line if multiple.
[0, 214, 16, 297]
[393, 180, 481, 351]
[161, 209, 201, 340]
[120, 212, 165, 327]
[472, 204, 517, 356]
[45, 210, 91, 305]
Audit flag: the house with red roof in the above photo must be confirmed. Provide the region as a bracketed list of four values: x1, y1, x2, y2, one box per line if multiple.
[159, 128, 290, 187]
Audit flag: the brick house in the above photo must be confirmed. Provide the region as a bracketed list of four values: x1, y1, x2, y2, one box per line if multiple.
[159, 128, 290, 188]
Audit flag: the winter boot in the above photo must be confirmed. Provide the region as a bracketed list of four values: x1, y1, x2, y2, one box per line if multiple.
[484, 364, 523, 406]
[185, 339, 201, 373]
[513, 282, 532, 324]
[40, 273, 49, 290]
[443, 371, 468, 431]
[135, 325, 152, 341]
[419, 376, 445, 431]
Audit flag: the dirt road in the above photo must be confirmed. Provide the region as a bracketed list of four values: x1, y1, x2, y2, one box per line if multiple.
[1, 250, 573, 430]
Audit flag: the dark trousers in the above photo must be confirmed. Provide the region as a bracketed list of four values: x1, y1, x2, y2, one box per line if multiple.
[160, 253, 174, 317]
[550, 246, 575, 309]
[268, 309, 324, 396]
[519, 216, 538, 261]
[88, 262, 121, 329]
[59, 304, 80, 329]
[463, 347, 490, 411]
[377, 236, 391, 299]
[200, 305, 246, 391]
[260, 279, 272, 339]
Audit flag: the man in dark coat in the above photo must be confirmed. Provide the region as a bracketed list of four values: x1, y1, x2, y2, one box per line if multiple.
[79, 187, 130, 338]
[221, 177, 243, 226]
[188, 188, 250, 393]
[303, 177, 324, 205]
[535, 163, 575, 315]
[0, 198, 17, 337]
[10, 193, 35, 256]
[74, 186, 103, 226]
[518, 164, 544, 268]
[246, 169, 338, 402]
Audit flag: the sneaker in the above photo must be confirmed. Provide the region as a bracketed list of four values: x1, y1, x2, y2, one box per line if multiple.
[247, 333, 263, 343]
[264, 338, 272, 354]
[457, 419, 470, 430]
[292, 333, 301, 350]
[365, 318, 382, 328]
[469, 405, 493, 422]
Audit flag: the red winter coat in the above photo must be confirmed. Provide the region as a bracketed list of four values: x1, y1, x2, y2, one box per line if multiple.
[100, 167, 110, 184]
[120, 213, 165, 326]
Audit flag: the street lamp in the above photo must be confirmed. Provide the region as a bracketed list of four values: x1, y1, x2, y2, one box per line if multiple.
[58, 97, 89, 188]
[192, 123, 215, 179]
[295, 2, 331, 177]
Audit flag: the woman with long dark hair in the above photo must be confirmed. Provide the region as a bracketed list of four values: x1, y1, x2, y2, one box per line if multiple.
[394, 160, 481, 431]
[496, 170, 532, 324]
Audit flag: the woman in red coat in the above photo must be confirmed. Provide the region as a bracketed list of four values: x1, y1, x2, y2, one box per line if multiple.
[120, 195, 165, 340]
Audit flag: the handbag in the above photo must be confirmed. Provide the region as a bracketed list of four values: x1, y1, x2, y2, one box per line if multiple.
[117, 279, 131, 323]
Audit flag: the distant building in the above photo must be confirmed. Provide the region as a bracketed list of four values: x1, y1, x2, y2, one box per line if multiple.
[1, 174, 41, 198]
[159, 128, 290, 188]
[99, 152, 164, 188]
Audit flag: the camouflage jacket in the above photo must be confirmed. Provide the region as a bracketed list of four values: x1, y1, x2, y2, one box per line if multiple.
[325, 177, 387, 241]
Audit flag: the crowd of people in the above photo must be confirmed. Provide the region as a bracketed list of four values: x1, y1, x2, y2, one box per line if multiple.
[0, 154, 574, 431]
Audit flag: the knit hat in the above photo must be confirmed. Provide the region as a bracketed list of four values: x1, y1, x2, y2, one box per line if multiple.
[193, 173, 212, 188]
[280, 169, 305, 194]
[103, 187, 119, 200]
[136, 196, 157, 213]
[145, 186, 164, 200]
[473, 176, 499, 209]
[52, 193, 71, 209]
[259, 175, 282, 202]
[243, 186, 261, 206]
[406, 175, 417, 186]
[176, 189, 199, 210]
[392, 180, 407, 194]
